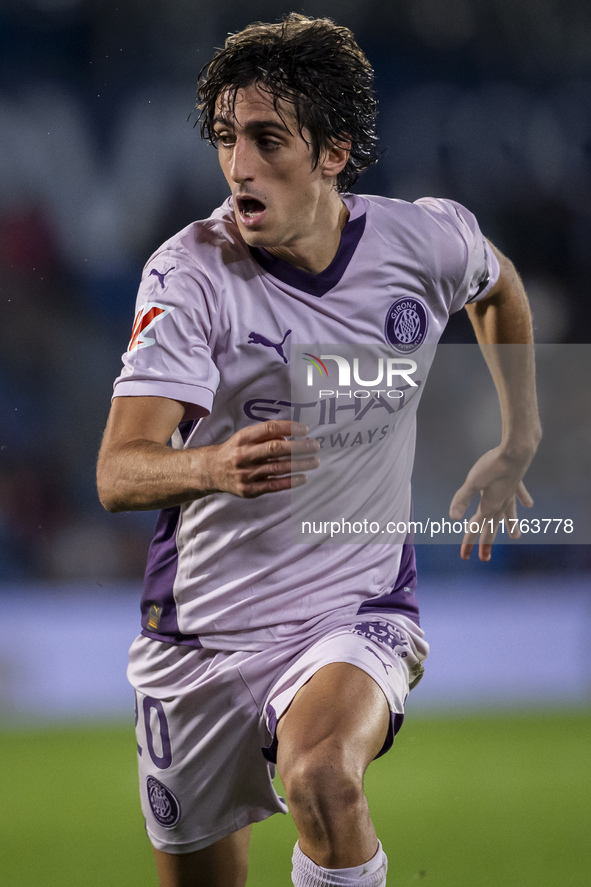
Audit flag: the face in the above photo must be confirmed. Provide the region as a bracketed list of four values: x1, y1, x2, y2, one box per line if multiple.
[213, 84, 344, 256]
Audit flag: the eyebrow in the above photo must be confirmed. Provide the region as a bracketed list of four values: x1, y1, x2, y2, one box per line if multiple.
[212, 116, 292, 134]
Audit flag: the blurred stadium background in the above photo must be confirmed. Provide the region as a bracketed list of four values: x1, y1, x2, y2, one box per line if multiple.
[0, 0, 590, 884]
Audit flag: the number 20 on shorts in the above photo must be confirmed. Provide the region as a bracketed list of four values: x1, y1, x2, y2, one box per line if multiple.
[135, 692, 173, 770]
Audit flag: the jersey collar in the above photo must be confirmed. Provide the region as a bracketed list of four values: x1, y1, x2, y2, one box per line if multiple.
[249, 209, 366, 298]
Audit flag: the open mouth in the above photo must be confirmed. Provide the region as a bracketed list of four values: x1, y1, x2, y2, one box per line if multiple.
[236, 196, 266, 220]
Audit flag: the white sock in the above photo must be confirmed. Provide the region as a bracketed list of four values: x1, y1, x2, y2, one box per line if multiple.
[291, 840, 388, 886]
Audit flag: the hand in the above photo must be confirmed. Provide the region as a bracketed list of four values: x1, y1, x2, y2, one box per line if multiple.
[205, 420, 320, 498]
[449, 445, 534, 561]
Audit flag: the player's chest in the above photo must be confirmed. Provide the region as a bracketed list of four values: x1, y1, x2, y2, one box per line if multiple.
[214, 267, 441, 376]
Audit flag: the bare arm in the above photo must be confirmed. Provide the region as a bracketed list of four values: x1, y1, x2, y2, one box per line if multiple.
[449, 242, 542, 560]
[464, 242, 541, 452]
[96, 395, 319, 513]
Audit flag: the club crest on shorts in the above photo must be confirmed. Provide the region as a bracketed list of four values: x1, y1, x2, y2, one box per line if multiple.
[385, 297, 428, 353]
[350, 621, 409, 657]
[147, 776, 181, 828]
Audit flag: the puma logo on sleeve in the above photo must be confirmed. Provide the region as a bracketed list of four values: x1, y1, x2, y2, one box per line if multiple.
[149, 267, 175, 288]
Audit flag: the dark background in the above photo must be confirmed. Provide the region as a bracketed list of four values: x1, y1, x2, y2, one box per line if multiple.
[1, 0, 590, 582]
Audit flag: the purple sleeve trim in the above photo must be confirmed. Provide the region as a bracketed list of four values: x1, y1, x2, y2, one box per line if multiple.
[465, 240, 501, 304]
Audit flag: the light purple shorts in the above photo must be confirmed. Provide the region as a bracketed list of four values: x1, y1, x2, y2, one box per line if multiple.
[128, 614, 428, 854]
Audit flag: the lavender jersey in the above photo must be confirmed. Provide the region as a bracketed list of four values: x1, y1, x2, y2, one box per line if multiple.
[113, 193, 499, 651]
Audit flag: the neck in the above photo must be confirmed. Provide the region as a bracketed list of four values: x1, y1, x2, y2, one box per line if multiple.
[266, 196, 350, 274]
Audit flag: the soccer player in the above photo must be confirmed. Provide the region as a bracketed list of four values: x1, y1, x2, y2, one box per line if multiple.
[96, 14, 541, 887]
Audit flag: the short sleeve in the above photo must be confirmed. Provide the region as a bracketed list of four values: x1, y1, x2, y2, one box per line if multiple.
[113, 249, 220, 419]
[414, 197, 500, 314]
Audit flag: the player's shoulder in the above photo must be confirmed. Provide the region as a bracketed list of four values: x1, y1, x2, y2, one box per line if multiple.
[357, 192, 476, 233]
[143, 198, 247, 280]
[356, 193, 483, 274]
[411, 196, 481, 240]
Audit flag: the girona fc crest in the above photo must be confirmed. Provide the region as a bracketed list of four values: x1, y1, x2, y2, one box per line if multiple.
[128, 302, 174, 352]
[146, 776, 181, 828]
[384, 297, 428, 354]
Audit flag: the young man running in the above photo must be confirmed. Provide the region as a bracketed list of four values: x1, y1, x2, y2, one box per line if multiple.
[97, 14, 541, 887]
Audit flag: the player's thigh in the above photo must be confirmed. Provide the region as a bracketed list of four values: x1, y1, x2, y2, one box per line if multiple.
[276, 661, 391, 777]
[153, 825, 251, 887]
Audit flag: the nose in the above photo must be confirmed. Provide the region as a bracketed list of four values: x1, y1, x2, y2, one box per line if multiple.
[229, 137, 254, 184]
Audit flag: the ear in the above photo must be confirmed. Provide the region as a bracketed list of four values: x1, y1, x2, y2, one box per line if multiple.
[320, 138, 351, 181]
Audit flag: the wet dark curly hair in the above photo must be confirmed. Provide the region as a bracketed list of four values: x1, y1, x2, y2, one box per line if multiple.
[196, 13, 379, 192]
